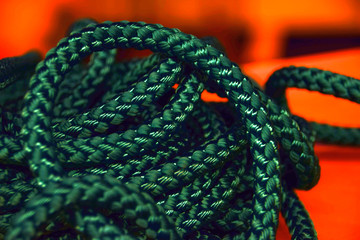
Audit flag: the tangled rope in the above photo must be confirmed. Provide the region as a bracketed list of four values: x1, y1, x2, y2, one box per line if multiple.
[0, 19, 359, 240]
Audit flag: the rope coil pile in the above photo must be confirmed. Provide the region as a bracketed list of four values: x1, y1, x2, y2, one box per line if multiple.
[0, 19, 359, 240]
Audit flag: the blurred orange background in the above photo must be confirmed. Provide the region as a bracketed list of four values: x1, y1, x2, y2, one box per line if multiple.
[1, 1, 360, 239]
[2, 0, 360, 62]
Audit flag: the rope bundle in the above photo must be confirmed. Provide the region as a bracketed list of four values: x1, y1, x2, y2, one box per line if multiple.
[0, 19, 359, 240]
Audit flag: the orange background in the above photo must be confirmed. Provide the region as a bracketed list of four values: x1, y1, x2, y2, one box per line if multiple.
[1, 1, 360, 239]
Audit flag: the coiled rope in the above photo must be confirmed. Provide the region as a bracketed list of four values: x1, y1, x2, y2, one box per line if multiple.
[0, 19, 359, 240]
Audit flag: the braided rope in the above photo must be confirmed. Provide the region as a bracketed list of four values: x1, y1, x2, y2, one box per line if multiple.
[265, 66, 360, 146]
[0, 19, 357, 239]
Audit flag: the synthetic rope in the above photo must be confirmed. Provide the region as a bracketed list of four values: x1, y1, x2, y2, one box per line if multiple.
[0, 19, 358, 239]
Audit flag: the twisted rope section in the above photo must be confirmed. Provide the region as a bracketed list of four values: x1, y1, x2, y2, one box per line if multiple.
[6, 174, 180, 240]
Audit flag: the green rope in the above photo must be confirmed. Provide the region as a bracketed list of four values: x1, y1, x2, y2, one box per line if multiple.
[265, 66, 360, 145]
[0, 19, 358, 239]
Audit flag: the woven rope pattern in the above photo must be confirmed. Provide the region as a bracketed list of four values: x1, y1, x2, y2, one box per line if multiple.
[265, 66, 360, 146]
[0, 19, 358, 239]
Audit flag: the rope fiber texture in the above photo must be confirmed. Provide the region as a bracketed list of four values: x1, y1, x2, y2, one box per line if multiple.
[0, 19, 359, 240]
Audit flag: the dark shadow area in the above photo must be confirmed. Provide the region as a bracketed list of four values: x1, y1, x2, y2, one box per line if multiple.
[285, 32, 360, 57]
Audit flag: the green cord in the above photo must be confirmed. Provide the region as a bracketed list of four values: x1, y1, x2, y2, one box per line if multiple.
[265, 66, 360, 146]
[0, 19, 358, 239]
